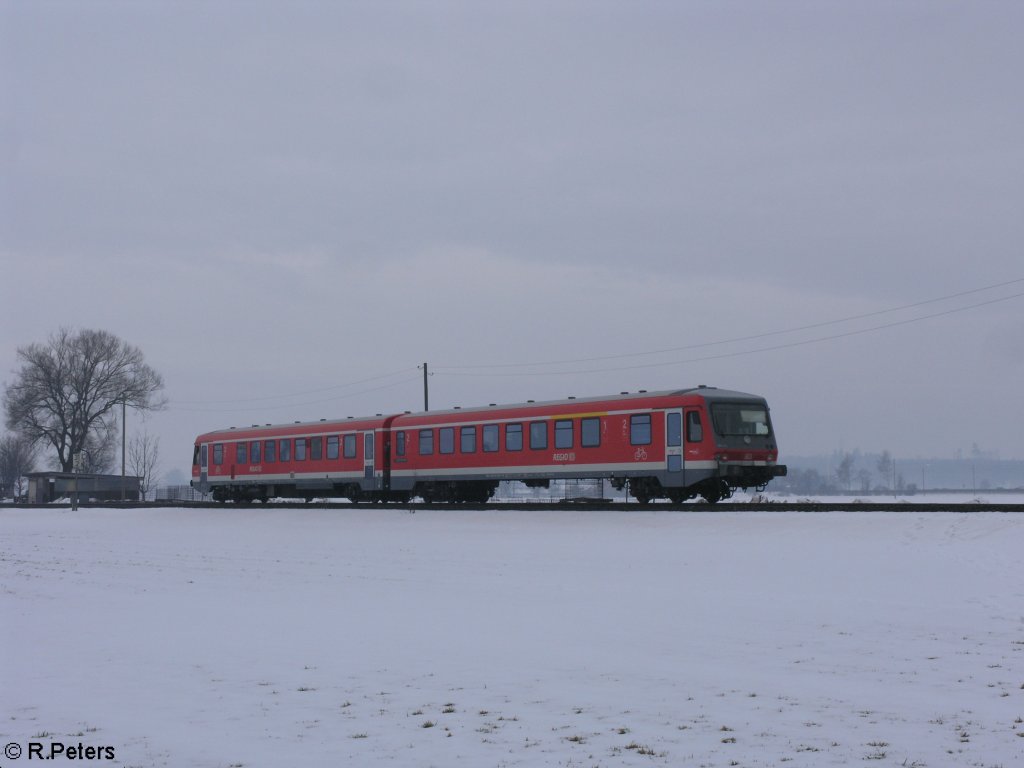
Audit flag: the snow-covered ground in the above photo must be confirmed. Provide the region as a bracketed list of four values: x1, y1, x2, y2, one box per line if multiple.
[2, 506, 1022, 767]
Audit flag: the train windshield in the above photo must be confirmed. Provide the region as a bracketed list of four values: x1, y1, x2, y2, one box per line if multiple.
[711, 403, 771, 437]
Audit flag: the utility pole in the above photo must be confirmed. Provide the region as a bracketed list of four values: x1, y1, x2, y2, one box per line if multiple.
[121, 400, 126, 502]
[420, 362, 430, 412]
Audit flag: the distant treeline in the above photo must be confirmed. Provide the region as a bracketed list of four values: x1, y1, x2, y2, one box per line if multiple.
[775, 451, 1024, 495]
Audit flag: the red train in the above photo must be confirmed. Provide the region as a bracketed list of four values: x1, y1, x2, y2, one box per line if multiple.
[191, 386, 786, 504]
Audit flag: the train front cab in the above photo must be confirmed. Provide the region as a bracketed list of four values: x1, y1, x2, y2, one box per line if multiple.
[688, 392, 786, 502]
[633, 390, 786, 504]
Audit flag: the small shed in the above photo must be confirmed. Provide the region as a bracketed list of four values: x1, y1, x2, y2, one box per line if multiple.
[25, 472, 142, 504]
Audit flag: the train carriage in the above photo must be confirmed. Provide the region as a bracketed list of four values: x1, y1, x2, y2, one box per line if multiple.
[191, 386, 786, 504]
[192, 415, 393, 503]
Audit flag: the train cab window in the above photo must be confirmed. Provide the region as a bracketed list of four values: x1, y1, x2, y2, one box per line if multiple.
[630, 414, 652, 445]
[581, 417, 600, 448]
[711, 404, 770, 436]
[295, 438, 307, 461]
[344, 434, 357, 459]
[530, 421, 548, 450]
[250, 440, 261, 464]
[327, 435, 339, 460]
[482, 424, 499, 452]
[311, 437, 323, 460]
[419, 429, 434, 455]
[213, 443, 224, 465]
[279, 438, 291, 462]
[461, 425, 477, 453]
[193, 445, 200, 466]
[440, 427, 455, 454]
[236, 442, 248, 464]
[396, 431, 406, 456]
[554, 419, 573, 449]
[686, 411, 704, 443]
[506, 423, 523, 451]
[200, 444, 208, 468]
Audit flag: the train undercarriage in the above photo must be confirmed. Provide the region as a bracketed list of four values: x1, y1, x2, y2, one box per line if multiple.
[207, 464, 783, 505]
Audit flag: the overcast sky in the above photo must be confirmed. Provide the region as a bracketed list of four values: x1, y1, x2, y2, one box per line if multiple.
[3, 1, 1022, 480]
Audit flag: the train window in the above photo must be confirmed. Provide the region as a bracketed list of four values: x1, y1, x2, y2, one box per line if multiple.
[667, 412, 682, 447]
[193, 445, 200, 466]
[630, 414, 652, 445]
[250, 440, 261, 464]
[236, 442, 248, 464]
[213, 443, 224, 465]
[461, 425, 477, 453]
[396, 431, 406, 456]
[581, 417, 600, 448]
[279, 439, 291, 462]
[344, 434, 357, 458]
[419, 429, 434, 455]
[327, 435, 339, 460]
[295, 438, 307, 461]
[530, 421, 548, 450]
[265, 439, 276, 463]
[554, 420, 573, 449]
[506, 423, 523, 451]
[687, 411, 704, 442]
[711, 404, 769, 436]
[482, 424, 499, 452]
[440, 427, 455, 454]
[311, 437, 323, 460]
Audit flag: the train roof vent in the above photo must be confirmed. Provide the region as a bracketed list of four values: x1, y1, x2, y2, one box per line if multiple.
[252, 424, 258, 427]
[489, 403, 496, 406]
[527, 399, 535, 403]
[376, 413, 382, 416]
[230, 426, 236, 430]
[638, 390, 647, 393]
[454, 406, 461, 409]
[265, 423, 271, 426]
[294, 421, 300, 424]
[698, 384, 707, 388]
[404, 410, 411, 414]
[568, 396, 576, 400]
[621, 391, 628, 395]
[347, 416, 354, 419]
[320, 418, 326, 422]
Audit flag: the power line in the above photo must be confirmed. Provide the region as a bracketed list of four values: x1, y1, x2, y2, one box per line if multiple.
[434, 277, 1024, 372]
[171, 367, 417, 406]
[170, 375, 421, 413]
[436, 290, 1024, 378]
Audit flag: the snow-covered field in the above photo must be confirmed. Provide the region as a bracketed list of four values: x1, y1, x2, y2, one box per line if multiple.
[2, 506, 1022, 767]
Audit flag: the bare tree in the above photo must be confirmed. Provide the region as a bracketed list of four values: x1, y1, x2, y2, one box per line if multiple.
[876, 450, 893, 490]
[0, 433, 37, 499]
[77, 419, 118, 474]
[834, 452, 855, 492]
[3, 328, 166, 472]
[128, 431, 161, 500]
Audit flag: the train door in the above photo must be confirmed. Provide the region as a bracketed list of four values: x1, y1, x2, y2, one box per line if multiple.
[362, 431, 375, 484]
[666, 410, 683, 473]
[200, 443, 209, 487]
[683, 408, 706, 488]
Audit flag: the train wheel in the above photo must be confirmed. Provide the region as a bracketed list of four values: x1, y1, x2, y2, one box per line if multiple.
[630, 477, 657, 506]
[701, 480, 730, 504]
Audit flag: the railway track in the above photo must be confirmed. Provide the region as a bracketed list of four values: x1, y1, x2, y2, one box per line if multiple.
[4, 500, 1024, 513]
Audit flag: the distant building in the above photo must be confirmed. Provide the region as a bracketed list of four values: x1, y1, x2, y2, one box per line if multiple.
[25, 472, 141, 504]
